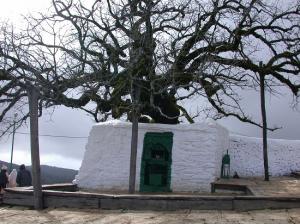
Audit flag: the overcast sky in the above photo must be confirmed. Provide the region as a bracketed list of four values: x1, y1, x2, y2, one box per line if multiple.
[0, 0, 299, 170]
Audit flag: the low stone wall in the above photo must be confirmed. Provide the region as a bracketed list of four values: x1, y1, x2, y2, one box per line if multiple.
[3, 186, 300, 211]
[41, 183, 78, 192]
[229, 135, 300, 177]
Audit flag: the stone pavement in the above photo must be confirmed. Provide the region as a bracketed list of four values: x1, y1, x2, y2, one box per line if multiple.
[214, 176, 300, 196]
[0, 206, 300, 224]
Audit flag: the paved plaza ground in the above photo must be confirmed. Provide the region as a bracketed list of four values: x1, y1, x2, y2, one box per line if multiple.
[0, 206, 300, 224]
[214, 176, 300, 196]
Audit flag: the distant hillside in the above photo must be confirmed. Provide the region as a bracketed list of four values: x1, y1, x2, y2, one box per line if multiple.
[0, 160, 78, 185]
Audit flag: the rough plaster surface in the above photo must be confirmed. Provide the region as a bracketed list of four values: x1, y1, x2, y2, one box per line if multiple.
[77, 120, 229, 192]
[229, 135, 300, 177]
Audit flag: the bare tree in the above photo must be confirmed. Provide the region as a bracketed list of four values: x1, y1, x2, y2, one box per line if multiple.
[1, 0, 299, 189]
[197, 0, 300, 180]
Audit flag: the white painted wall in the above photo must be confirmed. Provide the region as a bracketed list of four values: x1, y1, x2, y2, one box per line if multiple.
[77, 120, 229, 192]
[170, 120, 228, 192]
[229, 135, 300, 177]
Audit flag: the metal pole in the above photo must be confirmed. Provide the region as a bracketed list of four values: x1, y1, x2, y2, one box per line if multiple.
[10, 113, 17, 172]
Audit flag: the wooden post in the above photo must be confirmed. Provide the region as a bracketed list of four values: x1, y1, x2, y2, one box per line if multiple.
[28, 86, 43, 209]
[259, 62, 269, 181]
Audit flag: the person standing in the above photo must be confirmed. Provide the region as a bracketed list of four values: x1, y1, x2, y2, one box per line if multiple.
[8, 169, 18, 188]
[16, 164, 32, 187]
[0, 165, 9, 193]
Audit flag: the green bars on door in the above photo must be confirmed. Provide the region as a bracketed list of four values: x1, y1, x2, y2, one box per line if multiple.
[140, 132, 173, 192]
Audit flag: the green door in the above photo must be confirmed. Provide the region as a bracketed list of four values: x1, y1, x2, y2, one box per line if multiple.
[140, 132, 173, 192]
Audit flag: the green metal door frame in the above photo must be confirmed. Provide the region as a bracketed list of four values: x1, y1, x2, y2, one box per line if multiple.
[140, 132, 173, 192]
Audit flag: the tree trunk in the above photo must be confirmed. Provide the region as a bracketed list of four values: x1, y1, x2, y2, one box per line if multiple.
[128, 80, 140, 194]
[28, 87, 43, 209]
[259, 72, 269, 181]
[129, 110, 139, 193]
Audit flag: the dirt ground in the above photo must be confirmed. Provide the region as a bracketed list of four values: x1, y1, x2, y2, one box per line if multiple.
[0, 206, 299, 224]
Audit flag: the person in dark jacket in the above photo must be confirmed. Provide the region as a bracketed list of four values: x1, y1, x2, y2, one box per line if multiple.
[16, 164, 32, 187]
[0, 165, 9, 193]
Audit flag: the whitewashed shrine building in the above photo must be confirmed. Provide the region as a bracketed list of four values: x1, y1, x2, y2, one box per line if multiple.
[77, 120, 229, 192]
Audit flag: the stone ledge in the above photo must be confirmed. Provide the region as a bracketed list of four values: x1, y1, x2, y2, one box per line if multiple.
[3, 185, 300, 211]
